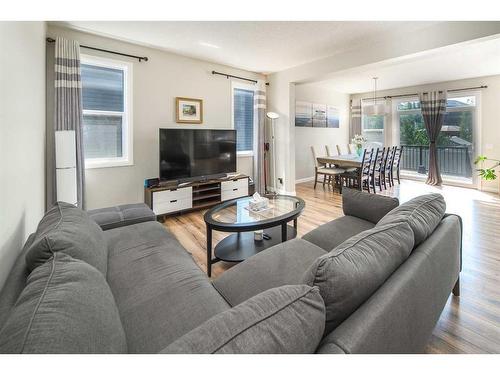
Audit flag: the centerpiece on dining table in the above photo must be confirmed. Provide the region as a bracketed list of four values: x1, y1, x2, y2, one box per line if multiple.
[351, 134, 367, 157]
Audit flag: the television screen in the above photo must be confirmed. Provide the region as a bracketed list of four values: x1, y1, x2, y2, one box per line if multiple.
[159, 129, 237, 181]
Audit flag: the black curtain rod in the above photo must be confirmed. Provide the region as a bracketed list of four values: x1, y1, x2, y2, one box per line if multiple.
[46, 37, 148, 62]
[212, 70, 269, 86]
[361, 85, 487, 101]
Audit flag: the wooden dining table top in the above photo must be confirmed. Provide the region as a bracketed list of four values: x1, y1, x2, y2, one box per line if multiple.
[317, 154, 363, 168]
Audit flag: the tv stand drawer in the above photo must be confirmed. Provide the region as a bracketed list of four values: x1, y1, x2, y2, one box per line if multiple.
[221, 179, 248, 202]
[153, 187, 192, 203]
[153, 197, 192, 215]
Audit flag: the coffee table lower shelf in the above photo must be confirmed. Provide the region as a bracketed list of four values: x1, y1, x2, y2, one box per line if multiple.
[213, 225, 297, 263]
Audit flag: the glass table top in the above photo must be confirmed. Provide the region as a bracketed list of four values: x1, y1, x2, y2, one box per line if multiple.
[206, 195, 304, 226]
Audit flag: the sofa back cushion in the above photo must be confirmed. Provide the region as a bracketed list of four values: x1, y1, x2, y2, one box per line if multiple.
[377, 193, 446, 246]
[0, 253, 127, 353]
[25, 202, 108, 276]
[161, 285, 325, 354]
[302, 222, 414, 335]
[342, 188, 399, 224]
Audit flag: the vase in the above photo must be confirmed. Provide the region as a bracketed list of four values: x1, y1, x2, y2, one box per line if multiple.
[356, 146, 363, 157]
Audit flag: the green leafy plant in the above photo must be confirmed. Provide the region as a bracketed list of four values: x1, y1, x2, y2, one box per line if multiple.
[474, 155, 500, 181]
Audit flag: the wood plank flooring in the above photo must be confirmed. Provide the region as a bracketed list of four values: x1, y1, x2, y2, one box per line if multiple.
[163, 179, 500, 354]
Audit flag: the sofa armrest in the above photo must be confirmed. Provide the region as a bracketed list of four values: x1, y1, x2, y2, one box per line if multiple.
[342, 188, 399, 224]
[87, 203, 156, 231]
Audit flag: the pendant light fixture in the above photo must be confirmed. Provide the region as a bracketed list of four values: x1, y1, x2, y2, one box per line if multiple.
[364, 77, 387, 115]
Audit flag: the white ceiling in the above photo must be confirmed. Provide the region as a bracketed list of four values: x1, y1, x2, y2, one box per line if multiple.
[311, 36, 500, 94]
[51, 21, 437, 73]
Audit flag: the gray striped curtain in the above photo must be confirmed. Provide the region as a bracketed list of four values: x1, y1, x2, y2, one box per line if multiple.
[54, 37, 85, 208]
[253, 81, 266, 194]
[349, 99, 362, 141]
[418, 91, 447, 186]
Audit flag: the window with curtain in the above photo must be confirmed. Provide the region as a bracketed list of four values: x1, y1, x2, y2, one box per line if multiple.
[81, 55, 133, 168]
[361, 111, 385, 146]
[233, 87, 255, 153]
[396, 94, 476, 181]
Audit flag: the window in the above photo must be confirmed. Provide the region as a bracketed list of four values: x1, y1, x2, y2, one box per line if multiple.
[81, 55, 133, 168]
[361, 103, 385, 147]
[396, 94, 476, 181]
[232, 83, 255, 154]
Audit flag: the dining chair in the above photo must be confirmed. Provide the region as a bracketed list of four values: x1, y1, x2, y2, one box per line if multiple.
[392, 146, 404, 184]
[341, 148, 373, 193]
[311, 146, 345, 191]
[383, 146, 396, 187]
[334, 144, 357, 173]
[371, 148, 385, 193]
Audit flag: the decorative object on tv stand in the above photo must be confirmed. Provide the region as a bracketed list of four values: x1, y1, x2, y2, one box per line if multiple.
[176, 97, 203, 124]
[363, 77, 388, 116]
[295, 101, 339, 128]
[351, 134, 367, 157]
[265, 112, 279, 195]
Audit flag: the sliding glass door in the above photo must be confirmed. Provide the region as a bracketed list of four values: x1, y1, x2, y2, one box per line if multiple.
[395, 93, 478, 185]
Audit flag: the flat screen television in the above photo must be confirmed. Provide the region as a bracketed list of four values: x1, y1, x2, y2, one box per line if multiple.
[159, 129, 237, 182]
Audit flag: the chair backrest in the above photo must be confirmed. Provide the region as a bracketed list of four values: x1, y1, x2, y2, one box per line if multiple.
[393, 146, 403, 168]
[348, 144, 354, 154]
[325, 145, 333, 157]
[373, 147, 385, 172]
[360, 148, 373, 176]
[311, 146, 323, 168]
[384, 146, 395, 171]
[336, 145, 343, 155]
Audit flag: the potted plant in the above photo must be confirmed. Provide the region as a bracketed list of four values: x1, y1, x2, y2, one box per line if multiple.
[351, 134, 367, 157]
[474, 155, 500, 191]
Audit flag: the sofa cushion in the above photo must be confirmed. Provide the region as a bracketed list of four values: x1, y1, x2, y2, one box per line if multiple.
[213, 238, 327, 306]
[161, 285, 325, 354]
[87, 203, 156, 231]
[25, 202, 108, 275]
[302, 221, 414, 335]
[0, 253, 127, 353]
[377, 193, 446, 246]
[105, 221, 229, 353]
[302, 215, 375, 251]
[342, 188, 399, 224]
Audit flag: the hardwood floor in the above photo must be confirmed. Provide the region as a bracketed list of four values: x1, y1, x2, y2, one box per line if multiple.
[163, 179, 500, 354]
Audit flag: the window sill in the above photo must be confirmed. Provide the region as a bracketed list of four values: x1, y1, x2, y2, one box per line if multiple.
[85, 158, 134, 169]
[237, 151, 254, 157]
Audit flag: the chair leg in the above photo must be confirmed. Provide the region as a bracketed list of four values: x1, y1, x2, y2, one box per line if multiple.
[314, 172, 318, 189]
[323, 174, 326, 188]
[452, 277, 460, 296]
[378, 174, 382, 192]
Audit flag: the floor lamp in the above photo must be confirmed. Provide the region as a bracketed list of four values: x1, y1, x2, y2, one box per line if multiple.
[265, 112, 279, 195]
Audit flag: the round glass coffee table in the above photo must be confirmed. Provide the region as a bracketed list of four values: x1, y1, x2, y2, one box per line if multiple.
[204, 195, 305, 277]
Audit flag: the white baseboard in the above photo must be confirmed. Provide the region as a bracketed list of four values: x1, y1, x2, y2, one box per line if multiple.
[295, 176, 315, 184]
[480, 186, 499, 194]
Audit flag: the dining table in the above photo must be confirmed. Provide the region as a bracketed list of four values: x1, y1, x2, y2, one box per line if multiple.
[316, 154, 363, 191]
[316, 153, 363, 169]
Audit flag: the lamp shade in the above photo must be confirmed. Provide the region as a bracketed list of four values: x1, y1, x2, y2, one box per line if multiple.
[266, 112, 279, 119]
[363, 103, 388, 116]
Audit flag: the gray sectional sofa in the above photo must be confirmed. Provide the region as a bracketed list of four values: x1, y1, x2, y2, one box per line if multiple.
[0, 189, 461, 354]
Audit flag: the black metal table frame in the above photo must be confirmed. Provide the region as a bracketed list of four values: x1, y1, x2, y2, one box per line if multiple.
[203, 195, 305, 277]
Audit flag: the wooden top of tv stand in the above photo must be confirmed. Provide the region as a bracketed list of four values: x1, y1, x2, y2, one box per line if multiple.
[147, 174, 249, 192]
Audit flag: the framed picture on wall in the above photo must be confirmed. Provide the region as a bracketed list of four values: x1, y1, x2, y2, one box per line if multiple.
[176, 97, 203, 124]
[295, 101, 313, 127]
[327, 105, 340, 128]
[312, 103, 327, 127]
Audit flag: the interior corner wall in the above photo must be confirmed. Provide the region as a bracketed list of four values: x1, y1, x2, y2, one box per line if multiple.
[46, 25, 265, 210]
[0, 22, 46, 290]
[294, 84, 350, 182]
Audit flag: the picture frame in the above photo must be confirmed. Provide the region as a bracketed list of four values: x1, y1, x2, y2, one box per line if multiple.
[176, 97, 203, 124]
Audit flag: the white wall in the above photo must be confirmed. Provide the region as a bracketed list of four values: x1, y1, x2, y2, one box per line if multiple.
[267, 22, 500, 194]
[294, 83, 350, 182]
[47, 25, 265, 210]
[0, 22, 46, 290]
[350, 75, 500, 193]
